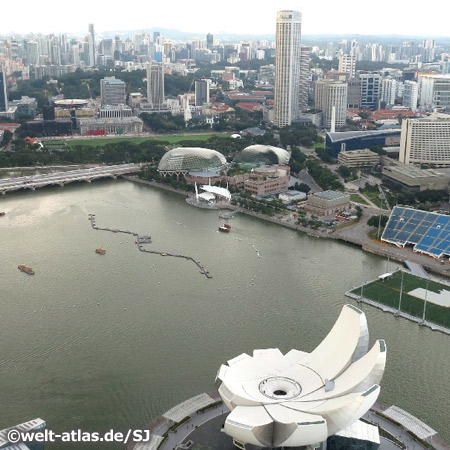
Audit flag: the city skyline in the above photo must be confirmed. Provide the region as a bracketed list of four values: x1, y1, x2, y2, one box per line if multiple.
[2, 0, 450, 37]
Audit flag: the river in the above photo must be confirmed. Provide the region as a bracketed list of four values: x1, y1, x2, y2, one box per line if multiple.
[0, 179, 449, 448]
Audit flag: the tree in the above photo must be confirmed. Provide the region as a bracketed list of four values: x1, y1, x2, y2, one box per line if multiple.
[355, 205, 363, 220]
[296, 183, 311, 193]
[367, 215, 389, 228]
[337, 165, 351, 178]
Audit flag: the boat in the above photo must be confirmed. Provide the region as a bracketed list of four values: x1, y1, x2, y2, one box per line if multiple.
[219, 224, 231, 232]
[18, 264, 35, 275]
[95, 248, 106, 254]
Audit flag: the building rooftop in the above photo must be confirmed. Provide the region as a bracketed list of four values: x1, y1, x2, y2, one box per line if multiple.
[313, 190, 349, 200]
[327, 129, 400, 143]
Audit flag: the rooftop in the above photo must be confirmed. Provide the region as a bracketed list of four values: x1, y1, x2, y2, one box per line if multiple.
[313, 190, 349, 200]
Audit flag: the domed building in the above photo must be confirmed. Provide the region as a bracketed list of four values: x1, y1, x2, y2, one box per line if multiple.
[157, 147, 228, 175]
[233, 145, 290, 167]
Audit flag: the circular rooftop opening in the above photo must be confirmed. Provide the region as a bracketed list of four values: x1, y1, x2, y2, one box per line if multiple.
[259, 377, 301, 400]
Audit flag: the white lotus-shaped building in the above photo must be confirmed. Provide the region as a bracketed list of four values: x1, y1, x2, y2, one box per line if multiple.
[215, 304, 386, 448]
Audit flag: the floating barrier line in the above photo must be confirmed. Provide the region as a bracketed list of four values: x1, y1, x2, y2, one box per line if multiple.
[88, 214, 212, 278]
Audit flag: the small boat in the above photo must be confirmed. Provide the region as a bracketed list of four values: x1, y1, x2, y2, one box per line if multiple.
[18, 264, 34, 275]
[219, 224, 231, 232]
[95, 248, 106, 254]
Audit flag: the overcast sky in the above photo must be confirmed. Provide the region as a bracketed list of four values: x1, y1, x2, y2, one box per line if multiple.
[3, 0, 450, 37]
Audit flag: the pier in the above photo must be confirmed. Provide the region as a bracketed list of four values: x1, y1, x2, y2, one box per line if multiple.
[88, 214, 212, 278]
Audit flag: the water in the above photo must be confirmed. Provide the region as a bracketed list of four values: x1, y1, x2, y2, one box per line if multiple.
[0, 180, 449, 448]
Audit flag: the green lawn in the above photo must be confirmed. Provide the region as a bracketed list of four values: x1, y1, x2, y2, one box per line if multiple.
[61, 134, 231, 148]
[361, 189, 383, 208]
[351, 271, 450, 329]
[350, 193, 369, 205]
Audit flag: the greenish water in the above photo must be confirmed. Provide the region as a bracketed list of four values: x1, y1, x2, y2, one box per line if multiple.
[0, 180, 449, 448]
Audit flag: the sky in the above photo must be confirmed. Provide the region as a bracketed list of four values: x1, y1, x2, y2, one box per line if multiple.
[3, 0, 450, 37]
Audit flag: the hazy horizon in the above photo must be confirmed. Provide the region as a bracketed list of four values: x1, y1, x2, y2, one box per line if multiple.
[2, 0, 450, 38]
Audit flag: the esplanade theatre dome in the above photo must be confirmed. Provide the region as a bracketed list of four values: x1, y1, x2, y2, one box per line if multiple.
[157, 147, 227, 173]
[233, 145, 290, 166]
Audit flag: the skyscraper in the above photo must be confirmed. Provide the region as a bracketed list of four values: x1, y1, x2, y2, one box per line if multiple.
[403, 80, 419, 112]
[195, 80, 210, 106]
[274, 10, 302, 127]
[315, 80, 348, 130]
[299, 45, 310, 112]
[206, 33, 214, 50]
[338, 54, 356, 78]
[146, 63, 165, 109]
[0, 69, 8, 111]
[88, 23, 96, 67]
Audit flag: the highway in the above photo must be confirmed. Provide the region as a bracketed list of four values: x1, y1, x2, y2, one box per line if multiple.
[0, 163, 141, 194]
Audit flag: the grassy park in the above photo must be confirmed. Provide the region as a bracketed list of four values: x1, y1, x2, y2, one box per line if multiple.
[350, 271, 450, 329]
[51, 134, 232, 149]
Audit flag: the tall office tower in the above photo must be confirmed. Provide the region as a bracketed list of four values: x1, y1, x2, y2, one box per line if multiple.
[347, 79, 361, 108]
[100, 39, 114, 58]
[422, 39, 435, 62]
[51, 45, 61, 65]
[146, 63, 165, 109]
[0, 69, 8, 111]
[419, 74, 450, 111]
[314, 80, 348, 130]
[153, 32, 160, 43]
[100, 76, 126, 105]
[338, 53, 356, 78]
[206, 33, 214, 50]
[88, 23, 96, 67]
[195, 80, 210, 106]
[380, 77, 397, 106]
[274, 10, 302, 127]
[27, 40, 39, 65]
[299, 45, 310, 112]
[359, 73, 381, 109]
[403, 80, 419, 112]
[70, 45, 80, 66]
[399, 116, 450, 166]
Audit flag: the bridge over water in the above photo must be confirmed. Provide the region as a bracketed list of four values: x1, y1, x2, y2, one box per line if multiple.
[0, 163, 142, 194]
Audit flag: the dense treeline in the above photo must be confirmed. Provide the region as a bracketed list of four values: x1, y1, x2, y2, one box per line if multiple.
[279, 124, 323, 148]
[0, 140, 167, 167]
[306, 159, 344, 191]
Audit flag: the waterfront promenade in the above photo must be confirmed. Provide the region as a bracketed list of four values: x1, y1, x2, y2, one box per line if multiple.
[124, 176, 450, 279]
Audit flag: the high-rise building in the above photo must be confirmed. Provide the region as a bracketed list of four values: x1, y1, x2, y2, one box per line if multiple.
[0, 69, 8, 111]
[403, 80, 419, 112]
[88, 23, 96, 67]
[195, 80, 210, 106]
[419, 74, 450, 111]
[399, 115, 450, 166]
[274, 10, 302, 127]
[380, 77, 397, 106]
[299, 45, 310, 112]
[146, 63, 165, 109]
[315, 80, 348, 130]
[206, 33, 214, 50]
[100, 76, 126, 106]
[359, 73, 381, 109]
[338, 54, 356, 79]
[347, 79, 361, 108]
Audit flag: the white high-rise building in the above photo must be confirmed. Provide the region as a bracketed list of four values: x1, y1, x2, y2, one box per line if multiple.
[403, 80, 419, 112]
[419, 74, 450, 111]
[399, 115, 450, 166]
[315, 80, 348, 130]
[338, 54, 356, 78]
[380, 77, 397, 106]
[274, 10, 302, 127]
[146, 63, 165, 109]
[88, 23, 96, 67]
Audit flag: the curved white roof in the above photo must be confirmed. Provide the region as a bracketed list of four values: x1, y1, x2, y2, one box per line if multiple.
[234, 145, 290, 165]
[158, 147, 227, 173]
[216, 304, 386, 448]
[200, 185, 231, 201]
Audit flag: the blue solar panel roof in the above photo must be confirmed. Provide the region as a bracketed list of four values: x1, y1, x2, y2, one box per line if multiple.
[381, 206, 450, 259]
